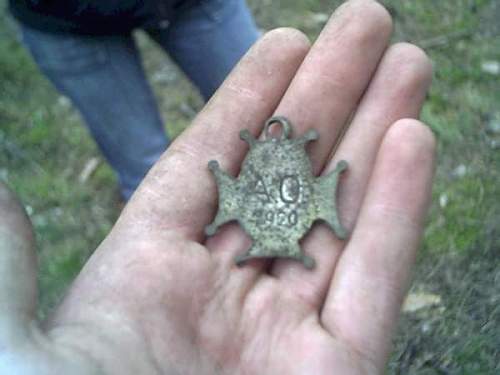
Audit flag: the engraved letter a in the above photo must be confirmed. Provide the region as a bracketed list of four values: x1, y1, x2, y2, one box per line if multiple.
[253, 174, 272, 203]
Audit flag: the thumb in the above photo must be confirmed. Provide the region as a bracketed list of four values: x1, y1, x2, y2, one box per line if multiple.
[0, 184, 98, 375]
[0, 182, 38, 345]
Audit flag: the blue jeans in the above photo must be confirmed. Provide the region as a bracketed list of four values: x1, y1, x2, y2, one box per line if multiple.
[20, 0, 259, 199]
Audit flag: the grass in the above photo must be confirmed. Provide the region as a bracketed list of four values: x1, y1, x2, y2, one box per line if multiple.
[1, 0, 499, 373]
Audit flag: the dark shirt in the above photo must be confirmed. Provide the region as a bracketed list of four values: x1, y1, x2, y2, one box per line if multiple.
[8, 0, 196, 35]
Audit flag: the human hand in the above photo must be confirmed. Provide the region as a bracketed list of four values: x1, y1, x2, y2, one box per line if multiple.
[0, 1, 435, 374]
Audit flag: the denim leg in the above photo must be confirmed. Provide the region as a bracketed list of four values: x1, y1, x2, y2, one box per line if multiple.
[148, 0, 259, 100]
[20, 25, 168, 200]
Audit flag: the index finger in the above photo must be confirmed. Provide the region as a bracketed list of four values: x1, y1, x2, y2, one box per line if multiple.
[120, 29, 311, 240]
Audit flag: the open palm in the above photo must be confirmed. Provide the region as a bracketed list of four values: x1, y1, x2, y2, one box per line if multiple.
[0, 1, 436, 374]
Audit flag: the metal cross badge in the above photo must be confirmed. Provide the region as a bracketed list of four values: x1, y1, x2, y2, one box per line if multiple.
[205, 116, 348, 269]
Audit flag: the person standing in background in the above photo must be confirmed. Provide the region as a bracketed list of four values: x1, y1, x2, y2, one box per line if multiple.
[8, 0, 259, 200]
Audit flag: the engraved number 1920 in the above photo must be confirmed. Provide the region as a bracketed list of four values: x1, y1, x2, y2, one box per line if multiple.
[259, 209, 298, 227]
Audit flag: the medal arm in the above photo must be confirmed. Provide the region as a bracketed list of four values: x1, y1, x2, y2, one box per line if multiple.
[234, 241, 315, 269]
[205, 160, 239, 236]
[314, 160, 349, 240]
[239, 129, 257, 147]
[294, 129, 319, 146]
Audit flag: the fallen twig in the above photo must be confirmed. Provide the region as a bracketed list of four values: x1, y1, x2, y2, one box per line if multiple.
[417, 29, 474, 49]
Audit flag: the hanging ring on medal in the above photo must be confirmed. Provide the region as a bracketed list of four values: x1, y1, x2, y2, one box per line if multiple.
[264, 116, 292, 140]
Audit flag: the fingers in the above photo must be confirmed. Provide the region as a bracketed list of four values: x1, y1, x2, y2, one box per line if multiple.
[268, 0, 393, 281]
[0, 183, 38, 344]
[273, 43, 432, 303]
[271, 0, 393, 173]
[122, 28, 311, 241]
[332, 43, 433, 229]
[321, 120, 436, 371]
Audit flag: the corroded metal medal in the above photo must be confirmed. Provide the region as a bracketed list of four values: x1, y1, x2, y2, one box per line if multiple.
[205, 116, 348, 269]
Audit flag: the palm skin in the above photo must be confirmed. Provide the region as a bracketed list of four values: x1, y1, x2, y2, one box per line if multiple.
[0, 1, 436, 374]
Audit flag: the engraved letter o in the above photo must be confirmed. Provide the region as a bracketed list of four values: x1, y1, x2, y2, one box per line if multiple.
[280, 175, 300, 203]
